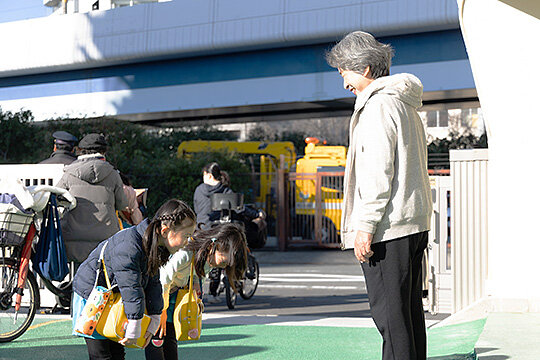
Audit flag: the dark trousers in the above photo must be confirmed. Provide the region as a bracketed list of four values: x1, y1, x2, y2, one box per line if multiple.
[361, 231, 428, 360]
[144, 322, 177, 360]
[84, 338, 125, 360]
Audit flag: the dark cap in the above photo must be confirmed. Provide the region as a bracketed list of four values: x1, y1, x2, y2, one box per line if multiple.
[52, 131, 78, 145]
[79, 133, 108, 150]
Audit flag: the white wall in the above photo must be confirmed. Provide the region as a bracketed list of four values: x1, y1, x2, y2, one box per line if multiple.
[458, 0, 540, 303]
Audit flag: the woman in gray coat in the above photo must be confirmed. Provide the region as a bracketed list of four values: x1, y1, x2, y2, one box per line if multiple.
[57, 133, 128, 265]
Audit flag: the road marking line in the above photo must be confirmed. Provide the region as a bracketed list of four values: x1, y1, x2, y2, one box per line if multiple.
[261, 274, 364, 279]
[28, 318, 69, 330]
[258, 284, 361, 290]
[260, 277, 364, 282]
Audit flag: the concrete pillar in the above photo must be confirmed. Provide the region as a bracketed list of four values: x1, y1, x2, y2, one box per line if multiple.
[457, 0, 540, 304]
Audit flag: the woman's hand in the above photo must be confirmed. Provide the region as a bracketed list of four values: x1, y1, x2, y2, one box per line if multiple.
[354, 230, 374, 263]
[119, 337, 137, 347]
[157, 310, 168, 338]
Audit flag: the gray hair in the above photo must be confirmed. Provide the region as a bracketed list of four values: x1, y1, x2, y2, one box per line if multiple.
[326, 31, 394, 79]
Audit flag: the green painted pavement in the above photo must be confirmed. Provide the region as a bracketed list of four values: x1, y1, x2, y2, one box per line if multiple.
[0, 318, 485, 360]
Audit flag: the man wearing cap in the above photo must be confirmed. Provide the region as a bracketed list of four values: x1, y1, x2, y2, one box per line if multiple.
[57, 133, 128, 266]
[39, 131, 78, 165]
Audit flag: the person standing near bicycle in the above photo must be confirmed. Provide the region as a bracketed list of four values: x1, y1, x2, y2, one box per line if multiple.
[144, 223, 248, 360]
[72, 199, 196, 359]
[57, 133, 128, 268]
[193, 162, 233, 229]
[193, 161, 264, 231]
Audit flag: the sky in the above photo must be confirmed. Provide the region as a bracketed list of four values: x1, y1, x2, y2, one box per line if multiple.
[0, 0, 52, 24]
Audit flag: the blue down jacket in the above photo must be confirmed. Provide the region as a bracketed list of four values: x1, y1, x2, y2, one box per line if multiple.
[72, 219, 163, 319]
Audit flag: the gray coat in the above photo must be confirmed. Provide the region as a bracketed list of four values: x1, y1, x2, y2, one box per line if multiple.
[39, 150, 77, 165]
[57, 155, 128, 263]
[193, 182, 232, 228]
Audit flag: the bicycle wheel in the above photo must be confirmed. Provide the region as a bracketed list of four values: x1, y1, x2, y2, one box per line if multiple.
[224, 276, 236, 310]
[0, 257, 40, 343]
[55, 281, 72, 310]
[240, 254, 259, 300]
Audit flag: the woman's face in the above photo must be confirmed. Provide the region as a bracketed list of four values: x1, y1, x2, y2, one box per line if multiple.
[203, 171, 216, 184]
[161, 221, 196, 254]
[208, 248, 231, 269]
[338, 68, 373, 96]
[203, 171, 214, 184]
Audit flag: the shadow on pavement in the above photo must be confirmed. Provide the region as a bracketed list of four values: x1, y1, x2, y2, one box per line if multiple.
[173, 345, 268, 360]
[195, 332, 254, 343]
[475, 347, 510, 360]
[204, 293, 372, 318]
[0, 342, 267, 360]
[9, 335, 74, 343]
[0, 344, 88, 360]
[427, 353, 476, 360]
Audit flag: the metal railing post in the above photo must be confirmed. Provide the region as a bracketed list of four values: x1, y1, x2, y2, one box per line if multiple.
[277, 156, 289, 251]
[314, 173, 322, 245]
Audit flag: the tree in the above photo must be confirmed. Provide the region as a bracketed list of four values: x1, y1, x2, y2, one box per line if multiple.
[0, 111, 250, 215]
[0, 109, 38, 163]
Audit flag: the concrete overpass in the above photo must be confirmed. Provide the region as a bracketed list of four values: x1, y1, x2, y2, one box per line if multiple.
[0, 0, 475, 126]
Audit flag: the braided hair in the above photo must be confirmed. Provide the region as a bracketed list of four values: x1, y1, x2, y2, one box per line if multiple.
[143, 199, 196, 276]
[185, 223, 248, 291]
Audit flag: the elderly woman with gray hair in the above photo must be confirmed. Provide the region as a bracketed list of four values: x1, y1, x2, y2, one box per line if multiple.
[327, 31, 432, 360]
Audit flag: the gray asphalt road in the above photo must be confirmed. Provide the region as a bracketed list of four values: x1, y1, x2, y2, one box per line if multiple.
[203, 249, 448, 322]
[203, 262, 369, 318]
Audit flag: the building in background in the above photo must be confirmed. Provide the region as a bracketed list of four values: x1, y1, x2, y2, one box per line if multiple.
[44, 0, 170, 15]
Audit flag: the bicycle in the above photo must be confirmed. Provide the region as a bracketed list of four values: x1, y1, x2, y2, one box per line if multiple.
[0, 182, 76, 342]
[208, 251, 259, 309]
[206, 193, 262, 309]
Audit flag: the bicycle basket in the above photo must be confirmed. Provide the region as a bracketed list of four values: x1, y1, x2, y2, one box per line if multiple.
[0, 204, 34, 247]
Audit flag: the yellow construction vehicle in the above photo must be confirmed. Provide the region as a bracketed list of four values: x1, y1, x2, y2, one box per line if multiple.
[177, 138, 346, 244]
[293, 138, 346, 244]
[177, 139, 296, 214]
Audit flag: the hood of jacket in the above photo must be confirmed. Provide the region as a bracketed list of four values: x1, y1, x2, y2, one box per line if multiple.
[198, 182, 230, 197]
[355, 73, 423, 111]
[63, 156, 116, 184]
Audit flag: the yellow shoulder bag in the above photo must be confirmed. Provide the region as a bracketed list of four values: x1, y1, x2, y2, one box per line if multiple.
[172, 258, 203, 341]
[95, 244, 151, 348]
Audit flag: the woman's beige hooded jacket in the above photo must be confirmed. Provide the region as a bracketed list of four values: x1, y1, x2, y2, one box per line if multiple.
[341, 73, 432, 249]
